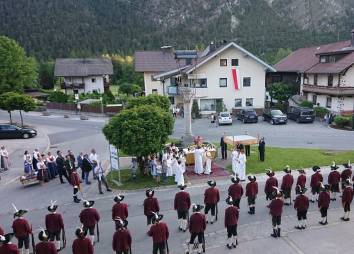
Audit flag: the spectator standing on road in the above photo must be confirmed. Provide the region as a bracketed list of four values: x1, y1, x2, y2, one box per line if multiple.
[258, 137, 265, 161]
[0, 145, 10, 171]
[81, 154, 92, 185]
[220, 133, 228, 160]
[32, 148, 40, 171]
[37, 155, 48, 182]
[89, 149, 99, 179]
[23, 151, 33, 176]
[94, 162, 112, 194]
[56, 151, 70, 184]
[77, 152, 84, 181]
[46, 152, 57, 180]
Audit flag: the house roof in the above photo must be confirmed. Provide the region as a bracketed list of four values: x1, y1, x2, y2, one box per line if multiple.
[134, 51, 189, 73]
[184, 42, 276, 74]
[54, 58, 113, 77]
[275, 40, 354, 73]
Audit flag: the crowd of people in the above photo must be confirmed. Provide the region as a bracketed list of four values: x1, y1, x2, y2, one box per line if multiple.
[20, 148, 112, 197]
[1, 162, 353, 254]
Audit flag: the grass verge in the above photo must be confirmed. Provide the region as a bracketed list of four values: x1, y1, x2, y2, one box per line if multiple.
[226, 146, 354, 174]
[107, 169, 176, 190]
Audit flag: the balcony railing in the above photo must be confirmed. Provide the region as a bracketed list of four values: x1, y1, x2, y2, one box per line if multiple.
[60, 83, 85, 89]
[302, 84, 354, 96]
[167, 86, 179, 95]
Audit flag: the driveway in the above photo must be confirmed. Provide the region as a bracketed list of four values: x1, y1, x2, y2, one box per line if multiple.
[172, 117, 354, 150]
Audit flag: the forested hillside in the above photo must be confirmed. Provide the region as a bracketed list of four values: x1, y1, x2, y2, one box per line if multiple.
[1, 0, 354, 60]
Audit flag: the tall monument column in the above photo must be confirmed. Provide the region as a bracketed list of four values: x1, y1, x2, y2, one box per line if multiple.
[180, 87, 194, 144]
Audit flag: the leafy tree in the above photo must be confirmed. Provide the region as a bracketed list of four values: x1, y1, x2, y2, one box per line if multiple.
[111, 55, 143, 87]
[0, 92, 36, 126]
[0, 36, 38, 93]
[265, 48, 293, 65]
[48, 91, 70, 103]
[300, 100, 314, 108]
[192, 100, 201, 119]
[126, 94, 171, 112]
[119, 83, 142, 95]
[268, 82, 294, 104]
[103, 105, 174, 170]
[38, 61, 55, 89]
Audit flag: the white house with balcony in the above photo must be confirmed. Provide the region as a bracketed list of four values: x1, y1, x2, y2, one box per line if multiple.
[135, 42, 275, 114]
[54, 58, 113, 95]
[275, 29, 354, 114]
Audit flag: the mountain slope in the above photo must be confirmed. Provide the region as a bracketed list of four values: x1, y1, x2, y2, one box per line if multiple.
[0, 0, 353, 60]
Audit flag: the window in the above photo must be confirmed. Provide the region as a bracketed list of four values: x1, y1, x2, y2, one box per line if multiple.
[320, 56, 328, 63]
[220, 59, 227, 66]
[303, 74, 309, 84]
[312, 94, 317, 105]
[328, 74, 333, 87]
[314, 74, 318, 86]
[246, 98, 254, 107]
[326, 97, 332, 108]
[219, 78, 227, 87]
[91, 78, 96, 83]
[231, 59, 239, 66]
[200, 99, 216, 111]
[243, 77, 251, 87]
[235, 99, 242, 107]
[152, 89, 158, 94]
[192, 79, 207, 88]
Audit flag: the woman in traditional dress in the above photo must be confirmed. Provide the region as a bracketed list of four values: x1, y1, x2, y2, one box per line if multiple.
[37, 155, 47, 182]
[23, 150, 33, 175]
[204, 151, 212, 175]
[46, 151, 57, 179]
[0, 146, 10, 171]
[231, 146, 239, 177]
[194, 146, 204, 175]
[238, 147, 247, 181]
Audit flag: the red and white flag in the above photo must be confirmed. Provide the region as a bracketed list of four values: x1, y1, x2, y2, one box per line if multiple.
[231, 68, 239, 91]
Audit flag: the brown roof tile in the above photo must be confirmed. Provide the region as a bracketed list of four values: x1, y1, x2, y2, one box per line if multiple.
[306, 51, 354, 74]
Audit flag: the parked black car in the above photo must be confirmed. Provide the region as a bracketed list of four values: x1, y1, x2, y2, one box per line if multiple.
[237, 108, 258, 123]
[287, 106, 315, 123]
[263, 109, 287, 125]
[0, 124, 37, 139]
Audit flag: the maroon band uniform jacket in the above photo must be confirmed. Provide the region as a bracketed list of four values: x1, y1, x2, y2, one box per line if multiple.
[228, 183, 244, 200]
[281, 174, 294, 191]
[45, 213, 64, 233]
[342, 187, 354, 205]
[80, 208, 100, 227]
[0, 243, 20, 254]
[112, 203, 128, 220]
[246, 182, 258, 197]
[294, 195, 309, 212]
[72, 238, 93, 254]
[310, 172, 323, 188]
[296, 175, 306, 189]
[318, 192, 330, 209]
[224, 206, 239, 228]
[265, 177, 278, 195]
[269, 198, 284, 217]
[143, 197, 160, 217]
[204, 187, 220, 205]
[112, 228, 132, 252]
[35, 241, 57, 254]
[70, 171, 81, 187]
[148, 222, 169, 244]
[189, 213, 206, 234]
[174, 191, 191, 211]
[341, 169, 352, 182]
[328, 171, 340, 186]
[12, 218, 31, 238]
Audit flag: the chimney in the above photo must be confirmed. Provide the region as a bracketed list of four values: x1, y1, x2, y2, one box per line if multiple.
[352, 29, 354, 47]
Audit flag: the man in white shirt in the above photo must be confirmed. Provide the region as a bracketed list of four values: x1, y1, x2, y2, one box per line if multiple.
[89, 149, 99, 179]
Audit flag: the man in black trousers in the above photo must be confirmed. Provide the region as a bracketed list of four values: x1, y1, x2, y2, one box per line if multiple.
[258, 137, 265, 162]
[56, 150, 70, 184]
[220, 132, 228, 160]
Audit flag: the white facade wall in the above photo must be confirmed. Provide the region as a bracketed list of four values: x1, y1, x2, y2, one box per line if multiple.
[143, 46, 268, 112]
[306, 92, 354, 113]
[63, 75, 105, 94]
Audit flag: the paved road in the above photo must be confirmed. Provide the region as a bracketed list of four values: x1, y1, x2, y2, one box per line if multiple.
[172, 117, 354, 150]
[1, 111, 354, 254]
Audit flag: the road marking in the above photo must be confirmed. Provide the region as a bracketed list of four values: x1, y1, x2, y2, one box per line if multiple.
[282, 236, 305, 254]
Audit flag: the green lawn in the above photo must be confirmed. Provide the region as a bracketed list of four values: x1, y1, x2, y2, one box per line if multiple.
[226, 146, 354, 174]
[107, 169, 176, 190]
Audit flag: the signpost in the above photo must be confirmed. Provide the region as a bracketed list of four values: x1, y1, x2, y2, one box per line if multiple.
[109, 144, 121, 185]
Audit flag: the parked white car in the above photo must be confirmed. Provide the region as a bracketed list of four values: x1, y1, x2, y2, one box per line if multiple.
[218, 112, 233, 125]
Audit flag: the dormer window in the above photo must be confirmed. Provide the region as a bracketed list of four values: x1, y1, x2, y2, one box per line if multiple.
[320, 56, 328, 63]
